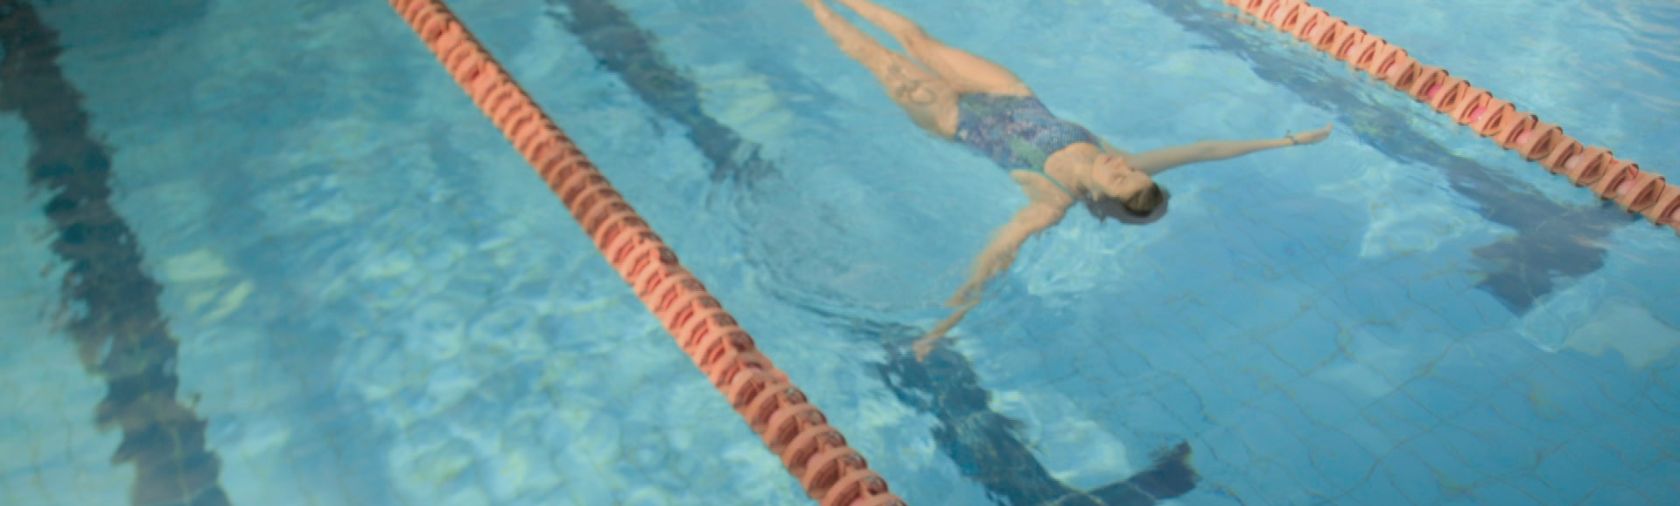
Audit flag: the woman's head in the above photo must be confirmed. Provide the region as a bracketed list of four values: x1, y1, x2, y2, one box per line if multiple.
[1085, 154, 1170, 224]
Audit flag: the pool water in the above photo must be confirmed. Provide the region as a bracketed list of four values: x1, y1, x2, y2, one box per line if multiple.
[2, 0, 1676, 505]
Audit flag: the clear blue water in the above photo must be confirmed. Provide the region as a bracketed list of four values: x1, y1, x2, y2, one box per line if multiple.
[2, 0, 1677, 505]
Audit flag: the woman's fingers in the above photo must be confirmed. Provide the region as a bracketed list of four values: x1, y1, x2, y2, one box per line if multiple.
[1310, 122, 1334, 140]
[1292, 122, 1334, 145]
[913, 337, 937, 361]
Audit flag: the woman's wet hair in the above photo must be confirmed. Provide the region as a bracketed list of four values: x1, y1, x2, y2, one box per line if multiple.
[1085, 183, 1169, 224]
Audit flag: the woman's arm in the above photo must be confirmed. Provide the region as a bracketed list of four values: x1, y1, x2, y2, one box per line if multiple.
[1127, 123, 1333, 176]
[914, 202, 1064, 360]
[947, 203, 1063, 305]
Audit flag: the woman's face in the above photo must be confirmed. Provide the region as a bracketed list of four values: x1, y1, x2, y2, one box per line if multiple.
[1092, 154, 1153, 200]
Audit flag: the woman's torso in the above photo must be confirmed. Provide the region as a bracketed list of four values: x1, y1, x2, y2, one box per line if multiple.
[951, 93, 1096, 196]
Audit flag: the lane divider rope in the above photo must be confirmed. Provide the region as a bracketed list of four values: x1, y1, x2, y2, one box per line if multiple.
[1223, 0, 1680, 237]
[387, 1, 905, 504]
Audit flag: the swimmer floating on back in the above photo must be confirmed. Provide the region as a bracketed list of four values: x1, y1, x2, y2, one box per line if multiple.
[801, 0, 1332, 360]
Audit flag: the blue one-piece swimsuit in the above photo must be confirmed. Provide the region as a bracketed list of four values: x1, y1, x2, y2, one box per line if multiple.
[952, 93, 1097, 195]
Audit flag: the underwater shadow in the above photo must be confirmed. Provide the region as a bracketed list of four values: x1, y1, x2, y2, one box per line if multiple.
[1144, 0, 1635, 313]
[548, 0, 778, 186]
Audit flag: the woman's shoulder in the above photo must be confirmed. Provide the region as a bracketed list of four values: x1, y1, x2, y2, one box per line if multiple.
[1008, 170, 1079, 209]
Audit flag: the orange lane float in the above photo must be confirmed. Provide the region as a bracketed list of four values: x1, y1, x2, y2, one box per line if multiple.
[1649, 185, 1680, 227]
[386, 1, 905, 504]
[1225, 0, 1677, 236]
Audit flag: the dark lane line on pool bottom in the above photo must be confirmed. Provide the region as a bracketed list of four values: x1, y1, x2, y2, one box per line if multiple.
[877, 322, 1201, 506]
[1146, 0, 1635, 314]
[548, 0, 778, 186]
[0, 1, 231, 505]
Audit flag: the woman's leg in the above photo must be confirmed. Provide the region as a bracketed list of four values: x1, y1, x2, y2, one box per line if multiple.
[803, 0, 959, 136]
[835, 0, 1032, 96]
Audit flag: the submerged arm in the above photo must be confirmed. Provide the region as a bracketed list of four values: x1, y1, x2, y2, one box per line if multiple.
[948, 203, 1064, 305]
[1127, 123, 1333, 176]
[914, 202, 1064, 360]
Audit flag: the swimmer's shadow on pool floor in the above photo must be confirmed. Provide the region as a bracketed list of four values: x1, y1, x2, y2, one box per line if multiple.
[877, 338, 1200, 506]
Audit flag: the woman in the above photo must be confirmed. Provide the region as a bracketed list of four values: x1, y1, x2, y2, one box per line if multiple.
[801, 0, 1332, 360]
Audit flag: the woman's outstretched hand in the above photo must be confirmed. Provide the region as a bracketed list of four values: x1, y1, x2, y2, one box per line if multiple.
[1288, 123, 1334, 145]
[918, 298, 979, 361]
[912, 335, 939, 362]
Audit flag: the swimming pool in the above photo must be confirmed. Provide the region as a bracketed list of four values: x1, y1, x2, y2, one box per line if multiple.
[2, 0, 1676, 504]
